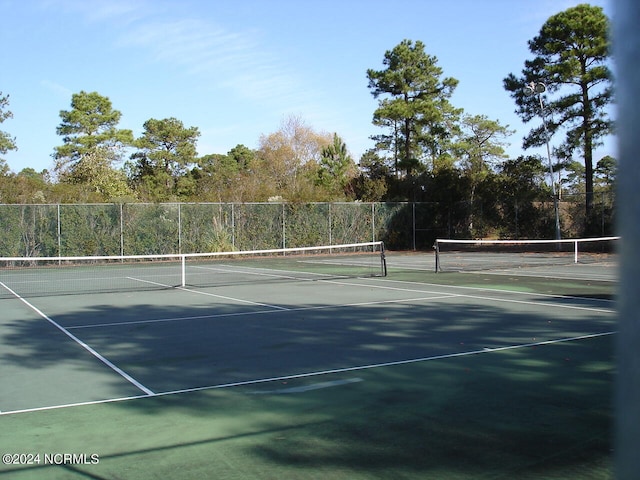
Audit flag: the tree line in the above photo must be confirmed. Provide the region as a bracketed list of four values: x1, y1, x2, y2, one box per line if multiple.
[0, 4, 615, 238]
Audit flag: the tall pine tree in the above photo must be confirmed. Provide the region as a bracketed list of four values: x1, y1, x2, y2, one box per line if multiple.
[367, 40, 462, 177]
[504, 4, 614, 223]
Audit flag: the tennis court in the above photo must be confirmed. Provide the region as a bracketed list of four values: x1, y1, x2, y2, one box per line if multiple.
[0, 242, 616, 479]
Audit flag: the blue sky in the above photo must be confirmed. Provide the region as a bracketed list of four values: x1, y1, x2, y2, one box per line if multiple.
[1, 0, 614, 174]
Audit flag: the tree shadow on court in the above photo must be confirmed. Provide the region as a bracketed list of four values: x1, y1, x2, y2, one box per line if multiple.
[0, 285, 614, 479]
[243, 338, 612, 478]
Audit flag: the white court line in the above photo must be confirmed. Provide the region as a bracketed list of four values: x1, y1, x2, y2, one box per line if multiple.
[0, 282, 154, 396]
[90, 330, 622, 398]
[71, 274, 613, 330]
[350, 277, 615, 306]
[342, 276, 616, 311]
[66, 296, 455, 329]
[126, 267, 616, 315]
[247, 377, 364, 395]
[350, 274, 618, 303]
[0, 330, 616, 416]
[460, 269, 617, 283]
[127, 277, 289, 311]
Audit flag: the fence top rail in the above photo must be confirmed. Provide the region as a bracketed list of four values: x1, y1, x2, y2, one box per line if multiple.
[0, 201, 382, 207]
[0, 196, 615, 208]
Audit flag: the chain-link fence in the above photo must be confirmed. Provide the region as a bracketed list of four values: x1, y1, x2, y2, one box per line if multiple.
[0, 196, 616, 257]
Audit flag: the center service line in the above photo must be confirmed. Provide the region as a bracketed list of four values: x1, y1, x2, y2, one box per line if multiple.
[127, 276, 290, 310]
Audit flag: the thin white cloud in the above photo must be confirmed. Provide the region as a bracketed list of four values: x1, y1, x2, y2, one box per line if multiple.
[115, 16, 307, 107]
[40, 80, 73, 99]
[32, 0, 359, 154]
[121, 19, 252, 70]
[39, 0, 150, 25]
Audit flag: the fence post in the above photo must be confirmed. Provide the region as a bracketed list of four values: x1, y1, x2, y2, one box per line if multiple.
[372, 203, 376, 243]
[602, 191, 605, 236]
[412, 202, 416, 250]
[178, 203, 182, 254]
[515, 199, 519, 238]
[57, 204, 61, 257]
[282, 203, 286, 249]
[329, 203, 333, 245]
[231, 203, 236, 249]
[120, 203, 124, 256]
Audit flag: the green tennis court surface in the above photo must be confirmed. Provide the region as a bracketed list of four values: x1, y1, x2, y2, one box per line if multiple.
[0, 251, 616, 479]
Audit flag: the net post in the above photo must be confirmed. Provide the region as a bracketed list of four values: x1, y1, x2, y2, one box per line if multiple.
[380, 241, 387, 277]
[574, 240, 579, 263]
[434, 240, 440, 273]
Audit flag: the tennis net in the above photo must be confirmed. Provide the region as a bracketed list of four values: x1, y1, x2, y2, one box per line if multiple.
[0, 241, 386, 299]
[433, 237, 620, 273]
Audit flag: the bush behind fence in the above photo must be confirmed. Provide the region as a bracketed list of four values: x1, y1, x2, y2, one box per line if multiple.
[0, 196, 616, 257]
